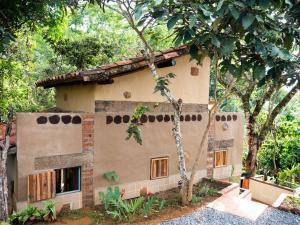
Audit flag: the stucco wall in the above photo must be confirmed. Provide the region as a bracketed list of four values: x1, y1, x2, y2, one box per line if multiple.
[213, 112, 244, 179]
[56, 84, 95, 112]
[56, 55, 210, 112]
[249, 178, 294, 205]
[94, 55, 210, 104]
[93, 112, 209, 189]
[16, 113, 83, 205]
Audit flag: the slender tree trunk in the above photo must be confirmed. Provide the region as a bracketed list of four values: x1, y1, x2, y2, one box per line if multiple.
[0, 135, 10, 222]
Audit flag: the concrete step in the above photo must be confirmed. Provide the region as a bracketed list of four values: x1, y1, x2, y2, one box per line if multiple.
[219, 183, 240, 197]
[208, 195, 268, 221]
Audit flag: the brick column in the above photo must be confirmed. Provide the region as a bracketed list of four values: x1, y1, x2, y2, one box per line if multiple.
[81, 115, 95, 207]
[207, 118, 215, 178]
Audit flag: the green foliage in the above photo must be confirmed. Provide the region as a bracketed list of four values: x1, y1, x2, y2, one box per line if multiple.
[98, 187, 165, 221]
[42, 200, 56, 222]
[154, 73, 176, 96]
[10, 205, 41, 225]
[141, 196, 165, 217]
[257, 115, 300, 180]
[99, 187, 121, 211]
[195, 184, 219, 197]
[191, 194, 202, 204]
[126, 105, 150, 145]
[9, 200, 56, 225]
[103, 171, 119, 182]
[278, 164, 300, 188]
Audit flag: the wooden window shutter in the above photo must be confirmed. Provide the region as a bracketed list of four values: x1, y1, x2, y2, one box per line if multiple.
[28, 171, 56, 203]
[151, 157, 169, 179]
[214, 150, 227, 167]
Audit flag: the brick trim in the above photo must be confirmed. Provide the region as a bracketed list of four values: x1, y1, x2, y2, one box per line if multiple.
[81, 115, 95, 207]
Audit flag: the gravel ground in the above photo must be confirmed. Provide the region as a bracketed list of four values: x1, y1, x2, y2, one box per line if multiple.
[159, 207, 300, 225]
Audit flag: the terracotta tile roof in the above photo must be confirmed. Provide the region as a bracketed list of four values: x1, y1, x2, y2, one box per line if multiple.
[0, 121, 16, 147]
[36, 45, 189, 88]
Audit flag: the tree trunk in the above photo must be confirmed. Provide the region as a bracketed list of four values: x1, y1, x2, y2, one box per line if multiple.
[245, 113, 257, 176]
[0, 135, 10, 222]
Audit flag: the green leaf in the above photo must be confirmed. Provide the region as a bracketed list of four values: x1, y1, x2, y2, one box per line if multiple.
[259, 0, 270, 8]
[189, 44, 199, 59]
[242, 13, 255, 29]
[134, 5, 143, 20]
[217, 0, 224, 11]
[167, 16, 179, 30]
[220, 38, 235, 56]
[189, 15, 197, 28]
[253, 64, 266, 79]
[229, 5, 240, 20]
[212, 35, 221, 48]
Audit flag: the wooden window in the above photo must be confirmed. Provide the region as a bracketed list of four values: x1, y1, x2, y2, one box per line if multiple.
[214, 150, 227, 167]
[150, 157, 169, 179]
[55, 167, 80, 194]
[28, 171, 56, 203]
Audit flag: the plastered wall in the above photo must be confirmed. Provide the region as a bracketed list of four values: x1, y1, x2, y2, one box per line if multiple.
[16, 113, 83, 208]
[56, 55, 210, 112]
[213, 112, 244, 179]
[93, 112, 209, 189]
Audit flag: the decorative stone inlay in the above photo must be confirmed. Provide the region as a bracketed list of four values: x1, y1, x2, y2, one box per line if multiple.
[36, 116, 47, 124]
[106, 114, 205, 125]
[208, 139, 234, 151]
[34, 152, 93, 170]
[215, 114, 239, 122]
[49, 115, 60, 124]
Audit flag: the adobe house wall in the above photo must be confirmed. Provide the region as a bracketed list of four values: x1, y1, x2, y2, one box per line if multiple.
[56, 55, 210, 112]
[16, 113, 84, 210]
[92, 111, 209, 202]
[15, 110, 243, 210]
[56, 84, 95, 112]
[210, 112, 244, 179]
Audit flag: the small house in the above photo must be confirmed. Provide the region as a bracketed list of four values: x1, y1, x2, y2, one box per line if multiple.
[11, 46, 243, 211]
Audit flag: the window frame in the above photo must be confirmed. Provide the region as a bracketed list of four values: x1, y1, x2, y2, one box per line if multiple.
[150, 156, 169, 180]
[214, 150, 228, 168]
[55, 166, 81, 196]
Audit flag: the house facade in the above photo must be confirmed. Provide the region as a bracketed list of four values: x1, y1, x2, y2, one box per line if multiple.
[11, 46, 243, 211]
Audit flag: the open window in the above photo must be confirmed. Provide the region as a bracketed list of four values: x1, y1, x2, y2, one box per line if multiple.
[214, 150, 227, 167]
[55, 167, 81, 194]
[150, 157, 169, 179]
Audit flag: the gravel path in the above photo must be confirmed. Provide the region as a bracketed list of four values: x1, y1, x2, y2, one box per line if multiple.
[159, 207, 300, 225]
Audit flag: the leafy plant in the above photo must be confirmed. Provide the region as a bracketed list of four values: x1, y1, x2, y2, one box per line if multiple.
[195, 184, 218, 197]
[126, 105, 150, 145]
[99, 187, 165, 221]
[277, 164, 300, 188]
[141, 196, 165, 217]
[10, 204, 43, 225]
[99, 187, 121, 211]
[9, 200, 56, 225]
[191, 194, 202, 204]
[42, 200, 56, 222]
[103, 171, 119, 182]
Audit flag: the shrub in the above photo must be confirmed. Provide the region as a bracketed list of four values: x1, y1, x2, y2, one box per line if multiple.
[277, 164, 300, 188]
[9, 200, 56, 225]
[195, 184, 218, 197]
[99, 187, 165, 221]
[141, 196, 165, 217]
